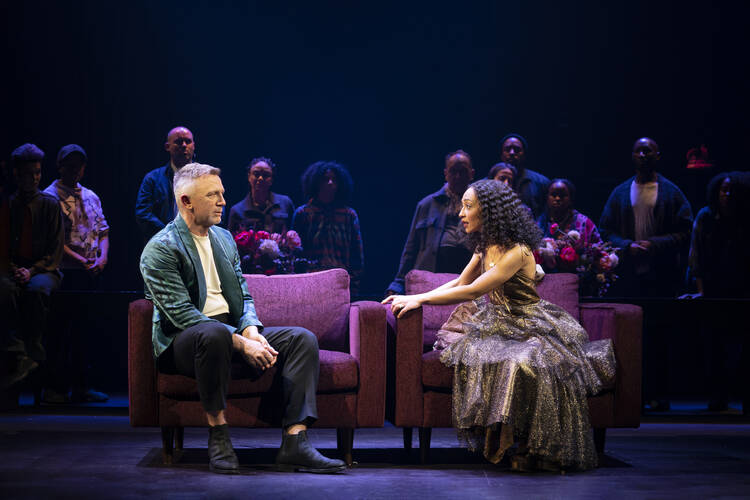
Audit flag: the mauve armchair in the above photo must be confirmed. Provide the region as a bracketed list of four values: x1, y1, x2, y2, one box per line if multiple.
[393, 270, 642, 463]
[129, 269, 386, 466]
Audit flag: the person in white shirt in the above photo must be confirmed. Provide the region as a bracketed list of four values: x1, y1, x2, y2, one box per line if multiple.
[599, 137, 693, 413]
[599, 137, 693, 297]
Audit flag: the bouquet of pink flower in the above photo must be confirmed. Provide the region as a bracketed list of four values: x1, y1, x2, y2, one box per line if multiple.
[233, 229, 315, 275]
[534, 224, 619, 297]
[576, 241, 620, 297]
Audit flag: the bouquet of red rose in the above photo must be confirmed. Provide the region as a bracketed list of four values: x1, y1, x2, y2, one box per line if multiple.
[233, 229, 316, 275]
[534, 223, 619, 297]
[576, 241, 620, 297]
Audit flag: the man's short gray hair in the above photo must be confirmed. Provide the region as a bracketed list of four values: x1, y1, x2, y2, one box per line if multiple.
[173, 162, 221, 199]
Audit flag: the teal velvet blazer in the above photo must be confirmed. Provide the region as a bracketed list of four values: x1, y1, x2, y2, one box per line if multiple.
[140, 215, 263, 358]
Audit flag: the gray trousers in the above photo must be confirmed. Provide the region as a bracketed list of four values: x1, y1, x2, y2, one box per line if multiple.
[158, 319, 319, 427]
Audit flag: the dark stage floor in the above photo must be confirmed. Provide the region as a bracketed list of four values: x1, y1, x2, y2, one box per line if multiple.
[1, 398, 749, 499]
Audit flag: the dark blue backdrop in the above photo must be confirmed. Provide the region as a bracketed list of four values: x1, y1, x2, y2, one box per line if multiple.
[3, 1, 748, 296]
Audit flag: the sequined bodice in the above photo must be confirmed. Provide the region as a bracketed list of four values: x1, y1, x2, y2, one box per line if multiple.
[482, 254, 540, 307]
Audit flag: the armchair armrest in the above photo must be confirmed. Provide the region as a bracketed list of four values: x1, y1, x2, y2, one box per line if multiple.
[580, 302, 643, 427]
[128, 299, 159, 426]
[394, 307, 425, 427]
[349, 301, 387, 427]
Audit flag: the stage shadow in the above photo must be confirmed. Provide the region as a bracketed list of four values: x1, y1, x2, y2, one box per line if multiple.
[137, 447, 631, 472]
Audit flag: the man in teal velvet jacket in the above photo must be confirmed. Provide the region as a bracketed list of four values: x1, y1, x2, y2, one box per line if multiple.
[140, 163, 345, 474]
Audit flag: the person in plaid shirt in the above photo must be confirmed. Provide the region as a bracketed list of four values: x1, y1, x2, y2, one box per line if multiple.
[292, 161, 364, 297]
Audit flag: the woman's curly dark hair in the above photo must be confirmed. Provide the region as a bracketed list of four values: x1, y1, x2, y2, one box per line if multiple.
[301, 160, 354, 204]
[705, 171, 750, 215]
[468, 179, 542, 253]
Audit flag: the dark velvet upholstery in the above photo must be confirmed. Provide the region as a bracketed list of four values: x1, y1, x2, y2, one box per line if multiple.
[393, 270, 642, 461]
[128, 269, 386, 464]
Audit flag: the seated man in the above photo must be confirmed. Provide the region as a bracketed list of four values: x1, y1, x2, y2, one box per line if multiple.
[1, 144, 64, 390]
[140, 163, 345, 474]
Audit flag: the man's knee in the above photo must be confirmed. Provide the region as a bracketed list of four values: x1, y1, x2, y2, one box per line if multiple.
[291, 327, 318, 352]
[25, 273, 59, 296]
[197, 322, 233, 354]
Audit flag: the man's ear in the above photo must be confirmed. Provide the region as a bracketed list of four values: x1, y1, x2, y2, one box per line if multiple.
[180, 194, 191, 209]
[164, 141, 170, 152]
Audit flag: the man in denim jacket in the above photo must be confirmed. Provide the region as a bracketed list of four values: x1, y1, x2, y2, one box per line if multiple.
[387, 150, 475, 295]
[135, 126, 195, 244]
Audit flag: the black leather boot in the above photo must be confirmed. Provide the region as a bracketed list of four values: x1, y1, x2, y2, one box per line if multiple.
[208, 424, 239, 474]
[275, 430, 346, 473]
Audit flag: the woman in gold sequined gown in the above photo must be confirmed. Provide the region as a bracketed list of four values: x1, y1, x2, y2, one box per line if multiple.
[383, 180, 614, 471]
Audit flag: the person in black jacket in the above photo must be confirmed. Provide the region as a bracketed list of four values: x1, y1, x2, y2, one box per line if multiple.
[599, 137, 693, 298]
[682, 171, 750, 413]
[1, 144, 64, 390]
[599, 137, 693, 413]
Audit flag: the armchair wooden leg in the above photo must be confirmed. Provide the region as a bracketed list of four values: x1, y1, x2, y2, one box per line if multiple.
[403, 427, 413, 451]
[174, 427, 184, 451]
[594, 428, 606, 455]
[336, 428, 354, 466]
[160, 426, 175, 465]
[418, 427, 432, 464]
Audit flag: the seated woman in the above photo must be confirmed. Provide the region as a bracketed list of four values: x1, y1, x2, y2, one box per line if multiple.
[292, 161, 364, 296]
[228, 157, 295, 235]
[384, 179, 613, 471]
[536, 178, 602, 273]
[487, 162, 517, 189]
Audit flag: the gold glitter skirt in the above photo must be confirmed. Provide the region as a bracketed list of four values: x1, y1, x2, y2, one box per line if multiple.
[437, 297, 615, 470]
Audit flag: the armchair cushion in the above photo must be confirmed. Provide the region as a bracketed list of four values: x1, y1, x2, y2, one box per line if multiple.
[422, 350, 452, 388]
[536, 273, 580, 321]
[244, 269, 350, 352]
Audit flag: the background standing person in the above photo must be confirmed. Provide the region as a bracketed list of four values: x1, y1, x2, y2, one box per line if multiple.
[228, 157, 294, 235]
[386, 150, 475, 295]
[599, 137, 693, 298]
[536, 178, 602, 273]
[135, 126, 195, 243]
[498, 133, 549, 218]
[487, 162, 517, 189]
[292, 161, 364, 297]
[599, 137, 693, 413]
[41, 144, 109, 403]
[682, 171, 750, 413]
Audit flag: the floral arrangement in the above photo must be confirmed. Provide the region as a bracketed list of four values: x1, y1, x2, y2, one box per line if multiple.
[534, 223, 620, 297]
[233, 229, 316, 275]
